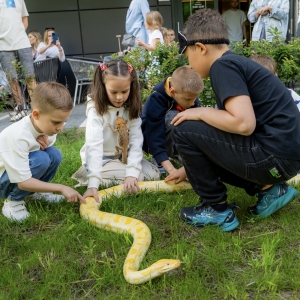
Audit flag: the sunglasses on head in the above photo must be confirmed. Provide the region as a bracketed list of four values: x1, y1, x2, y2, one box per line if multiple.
[177, 31, 230, 54]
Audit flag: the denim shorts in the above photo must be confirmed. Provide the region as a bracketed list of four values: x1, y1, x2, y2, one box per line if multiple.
[0, 48, 34, 79]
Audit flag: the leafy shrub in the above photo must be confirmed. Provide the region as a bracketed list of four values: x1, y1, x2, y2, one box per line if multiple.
[111, 28, 300, 107]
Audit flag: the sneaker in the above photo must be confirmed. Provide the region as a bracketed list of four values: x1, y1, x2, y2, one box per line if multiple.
[2, 200, 29, 221]
[247, 182, 299, 219]
[180, 202, 239, 232]
[26, 192, 65, 203]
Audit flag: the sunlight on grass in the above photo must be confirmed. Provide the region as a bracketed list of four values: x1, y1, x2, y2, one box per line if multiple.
[1, 129, 300, 299]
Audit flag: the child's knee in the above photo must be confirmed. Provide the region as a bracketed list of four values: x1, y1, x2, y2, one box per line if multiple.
[45, 147, 63, 166]
[29, 150, 51, 170]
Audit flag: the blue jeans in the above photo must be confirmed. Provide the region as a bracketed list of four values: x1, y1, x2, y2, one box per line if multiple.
[0, 147, 62, 201]
[173, 121, 300, 204]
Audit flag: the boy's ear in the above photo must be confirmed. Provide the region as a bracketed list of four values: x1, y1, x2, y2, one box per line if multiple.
[195, 42, 207, 55]
[170, 86, 176, 97]
[31, 109, 40, 120]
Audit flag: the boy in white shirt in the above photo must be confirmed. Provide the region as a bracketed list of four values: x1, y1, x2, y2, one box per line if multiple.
[0, 82, 84, 221]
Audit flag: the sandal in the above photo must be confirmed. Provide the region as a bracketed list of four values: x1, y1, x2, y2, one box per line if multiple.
[10, 110, 28, 122]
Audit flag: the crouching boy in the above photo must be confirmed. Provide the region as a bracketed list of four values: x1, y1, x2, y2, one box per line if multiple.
[142, 66, 203, 177]
[165, 9, 300, 231]
[0, 82, 84, 221]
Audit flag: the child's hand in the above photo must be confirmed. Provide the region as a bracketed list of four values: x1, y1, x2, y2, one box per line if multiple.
[60, 186, 85, 203]
[36, 135, 49, 150]
[83, 188, 100, 203]
[124, 176, 140, 194]
[164, 167, 187, 184]
[171, 108, 202, 126]
[136, 39, 143, 47]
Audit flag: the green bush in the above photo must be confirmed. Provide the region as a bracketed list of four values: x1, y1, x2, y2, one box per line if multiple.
[111, 29, 300, 107]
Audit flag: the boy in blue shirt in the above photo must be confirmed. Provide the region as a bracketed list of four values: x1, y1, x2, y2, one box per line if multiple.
[142, 66, 203, 176]
[165, 9, 300, 231]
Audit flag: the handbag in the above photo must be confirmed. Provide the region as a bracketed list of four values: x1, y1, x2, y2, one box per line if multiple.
[121, 34, 136, 48]
[121, 28, 141, 48]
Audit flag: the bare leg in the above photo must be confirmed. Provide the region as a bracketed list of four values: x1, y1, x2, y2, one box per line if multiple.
[10, 80, 24, 106]
[26, 77, 36, 100]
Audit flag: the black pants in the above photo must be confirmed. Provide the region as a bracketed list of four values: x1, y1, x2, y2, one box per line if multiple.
[173, 120, 300, 204]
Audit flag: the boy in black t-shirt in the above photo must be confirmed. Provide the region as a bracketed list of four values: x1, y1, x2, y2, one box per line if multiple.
[165, 9, 300, 232]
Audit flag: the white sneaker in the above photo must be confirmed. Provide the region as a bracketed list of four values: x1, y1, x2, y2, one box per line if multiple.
[26, 192, 65, 203]
[2, 200, 30, 221]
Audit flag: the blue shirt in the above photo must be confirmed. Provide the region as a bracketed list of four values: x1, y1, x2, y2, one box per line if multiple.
[125, 0, 150, 44]
[248, 0, 289, 41]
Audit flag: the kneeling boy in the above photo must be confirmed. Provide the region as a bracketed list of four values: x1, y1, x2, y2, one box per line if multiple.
[166, 9, 300, 231]
[0, 82, 84, 221]
[142, 66, 204, 177]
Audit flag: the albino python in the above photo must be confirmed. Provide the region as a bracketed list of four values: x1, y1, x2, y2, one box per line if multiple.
[79, 176, 300, 284]
[80, 180, 192, 284]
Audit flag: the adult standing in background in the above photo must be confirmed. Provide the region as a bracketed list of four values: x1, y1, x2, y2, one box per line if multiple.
[0, 0, 36, 118]
[248, 0, 289, 41]
[125, 0, 150, 45]
[222, 0, 247, 44]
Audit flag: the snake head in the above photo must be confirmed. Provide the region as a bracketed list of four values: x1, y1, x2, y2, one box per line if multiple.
[152, 259, 181, 274]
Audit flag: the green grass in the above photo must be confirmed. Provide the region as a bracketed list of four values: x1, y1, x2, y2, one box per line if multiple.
[1, 128, 300, 299]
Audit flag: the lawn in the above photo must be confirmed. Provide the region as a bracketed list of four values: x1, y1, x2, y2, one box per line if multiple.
[1, 128, 300, 300]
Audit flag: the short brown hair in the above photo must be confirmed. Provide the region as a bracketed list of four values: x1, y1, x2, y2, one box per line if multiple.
[249, 54, 277, 74]
[182, 9, 228, 47]
[31, 82, 73, 113]
[171, 66, 204, 94]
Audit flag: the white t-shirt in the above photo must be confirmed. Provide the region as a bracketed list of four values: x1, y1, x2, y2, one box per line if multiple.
[148, 29, 164, 47]
[222, 9, 246, 42]
[0, 115, 56, 183]
[0, 0, 30, 51]
[35, 42, 65, 62]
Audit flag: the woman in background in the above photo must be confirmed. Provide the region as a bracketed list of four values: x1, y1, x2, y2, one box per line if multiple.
[28, 30, 42, 60]
[35, 28, 65, 62]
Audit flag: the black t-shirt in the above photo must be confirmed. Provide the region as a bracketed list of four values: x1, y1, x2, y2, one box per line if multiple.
[210, 51, 300, 160]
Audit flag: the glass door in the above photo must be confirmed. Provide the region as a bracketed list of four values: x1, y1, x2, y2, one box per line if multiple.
[182, 0, 215, 23]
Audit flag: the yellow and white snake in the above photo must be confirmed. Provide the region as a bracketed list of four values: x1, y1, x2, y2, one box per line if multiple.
[79, 176, 300, 285]
[80, 180, 192, 284]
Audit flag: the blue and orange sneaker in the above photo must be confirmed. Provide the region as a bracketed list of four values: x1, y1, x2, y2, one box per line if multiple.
[179, 202, 239, 232]
[247, 182, 299, 219]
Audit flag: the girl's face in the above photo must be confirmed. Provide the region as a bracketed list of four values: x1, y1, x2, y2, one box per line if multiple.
[28, 33, 36, 45]
[168, 31, 175, 42]
[104, 75, 131, 107]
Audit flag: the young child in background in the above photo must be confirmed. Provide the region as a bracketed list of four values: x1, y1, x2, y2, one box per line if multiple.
[165, 9, 300, 231]
[142, 66, 203, 177]
[167, 29, 176, 44]
[72, 59, 160, 203]
[0, 82, 84, 222]
[136, 11, 169, 51]
[249, 54, 300, 112]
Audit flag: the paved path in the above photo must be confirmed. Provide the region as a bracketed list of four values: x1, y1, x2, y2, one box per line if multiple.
[0, 104, 87, 132]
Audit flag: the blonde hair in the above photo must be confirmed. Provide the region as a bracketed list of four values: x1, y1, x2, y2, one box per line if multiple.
[28, 30, 42, 48]
[249, 54, 277, 74]
[43, 29, 55, 44]
[171, 66, 204, 94]
[31, 82, 73, 113]
[146, 11, 169, 45]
